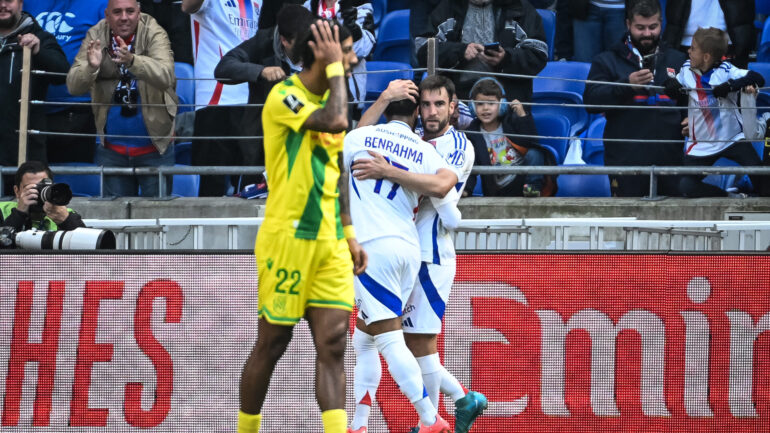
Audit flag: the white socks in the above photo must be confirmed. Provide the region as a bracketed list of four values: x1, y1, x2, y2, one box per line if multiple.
[351, 330, 381, 431]
[374, 330, 437, 426]
[440, 365, 467, 402]
[416, 354, 443, 409]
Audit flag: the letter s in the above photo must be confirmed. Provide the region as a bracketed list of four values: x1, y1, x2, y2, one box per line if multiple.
[124, 280, 183, 428]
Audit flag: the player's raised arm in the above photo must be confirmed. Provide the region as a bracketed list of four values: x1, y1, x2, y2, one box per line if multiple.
[302, 21, 349, 133]
[358, 79, 419, 128]
[352, 150, 458, 197]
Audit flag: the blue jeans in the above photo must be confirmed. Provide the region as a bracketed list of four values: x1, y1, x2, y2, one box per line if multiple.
[95, 144, 175, 197]
[572, 5, 627, 63]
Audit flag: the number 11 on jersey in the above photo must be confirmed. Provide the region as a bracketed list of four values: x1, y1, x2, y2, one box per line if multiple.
[374, 157, 409, 200]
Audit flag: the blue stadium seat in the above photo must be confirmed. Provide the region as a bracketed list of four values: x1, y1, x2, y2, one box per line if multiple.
[174, 62, 195, 114]
[583, 115, 606, 165]
[372, 10, 411, 63]
[536, 9, 556, 61]
[555, 167, 611, 197]
[52, 162, 102, 197]
[171, 166, 200, 198]
[371, 0, 386, 28]
[364, 60, 413, 101]
[758, 21, 770, 62]
[532, 61, 592, 136]
[533, 113, 571, 164]
[533, 61, 592, 95]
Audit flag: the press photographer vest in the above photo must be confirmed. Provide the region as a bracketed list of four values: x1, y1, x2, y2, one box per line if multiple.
[0, 201, 59, 231]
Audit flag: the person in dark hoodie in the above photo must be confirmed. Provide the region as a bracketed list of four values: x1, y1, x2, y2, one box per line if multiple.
[583, 0, 686, 197]
[413, 0, 548, 103]
[214, 4, 315, 186]
[0, 0, 69, 196]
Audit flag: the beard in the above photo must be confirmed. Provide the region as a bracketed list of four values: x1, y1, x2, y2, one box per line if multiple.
[633, 34, 659, 55]
[0, 14, 19, 30]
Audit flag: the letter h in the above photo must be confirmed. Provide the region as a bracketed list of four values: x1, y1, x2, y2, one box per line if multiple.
[2, 281, 65, 426]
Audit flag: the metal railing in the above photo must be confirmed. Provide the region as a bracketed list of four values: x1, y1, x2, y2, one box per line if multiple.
[82, 217, 770, 251]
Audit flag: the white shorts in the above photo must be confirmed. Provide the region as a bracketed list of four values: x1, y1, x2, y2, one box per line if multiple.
[402, 261, 455, 334]
[355, 237, 420, 325]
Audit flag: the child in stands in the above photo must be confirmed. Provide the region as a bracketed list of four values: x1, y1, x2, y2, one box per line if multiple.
[664, 27, 765, 197]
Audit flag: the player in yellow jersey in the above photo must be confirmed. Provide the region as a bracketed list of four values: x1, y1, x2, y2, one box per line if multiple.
[237, 19, 367, 433]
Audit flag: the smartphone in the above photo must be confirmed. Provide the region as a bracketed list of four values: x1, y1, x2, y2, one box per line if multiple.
[484, 42, 501, 54]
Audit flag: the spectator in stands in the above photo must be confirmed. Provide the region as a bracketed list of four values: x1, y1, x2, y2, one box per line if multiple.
[663, 27, 764, 197]
[138, 0, 193, 65]
[414, 0, 548, 103]
[0, 160, 86, 232]
[304, 0, 375, 119]
[584, 0, 686, 197]
[181, 0, 261, 197]
[0, 0, 69, 196]
[214, 4, 315, 185]
[24, 0, 107, 165]
[464, 77, 557, 197]
[66, 0, 177, 197]
[664, 0, 754, 68]
[571, 0, 627, 63]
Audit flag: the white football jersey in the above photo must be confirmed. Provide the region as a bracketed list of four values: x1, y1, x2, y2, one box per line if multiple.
[416, 126, 474, 264]
[676, 60, 749, 156]
[190, 0, 261, 108]
[344, 121, 451, 246]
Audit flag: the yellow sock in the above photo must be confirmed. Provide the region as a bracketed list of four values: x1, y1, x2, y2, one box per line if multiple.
[238, 411, 261, 433]
[322, 409, 347, 433]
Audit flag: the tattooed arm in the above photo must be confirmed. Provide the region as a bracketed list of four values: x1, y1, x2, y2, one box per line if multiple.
[339, 153, 367, 275]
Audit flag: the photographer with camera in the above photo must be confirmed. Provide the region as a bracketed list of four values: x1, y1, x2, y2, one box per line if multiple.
[66, 0, 177, 198]
[0, 160, 85, 232]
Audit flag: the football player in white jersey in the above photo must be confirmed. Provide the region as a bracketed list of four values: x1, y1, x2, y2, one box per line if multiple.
[344, 96, 461, 433]
[353, 76, 486, 433]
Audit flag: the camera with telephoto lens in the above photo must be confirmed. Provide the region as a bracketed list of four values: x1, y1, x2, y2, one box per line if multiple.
[35, 178, 72, 207]
[0, 226, 116, 250]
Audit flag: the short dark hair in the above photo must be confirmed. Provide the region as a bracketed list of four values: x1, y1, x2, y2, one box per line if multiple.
[470, 78, 504, 101]
[277, 4, 314, 41]
[299, 19, 352, 68]
[626, 0, 661, 21]
[692, 27, 729, 62]
[15, 161, 52, 187]
[418, 75, 456, 101]
[384, 97, 418, 118]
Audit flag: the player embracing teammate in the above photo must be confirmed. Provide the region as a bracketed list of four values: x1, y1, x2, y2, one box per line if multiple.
[346, 75, 486, 433]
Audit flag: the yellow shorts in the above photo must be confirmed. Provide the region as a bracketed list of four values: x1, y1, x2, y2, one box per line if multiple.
[255, 229, 355, 325]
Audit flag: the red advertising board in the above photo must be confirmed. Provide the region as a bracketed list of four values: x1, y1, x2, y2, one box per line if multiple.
[0, 253, 769, 432]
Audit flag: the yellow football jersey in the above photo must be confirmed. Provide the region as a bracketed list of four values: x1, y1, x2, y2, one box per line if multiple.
[260, 74, 346, 240]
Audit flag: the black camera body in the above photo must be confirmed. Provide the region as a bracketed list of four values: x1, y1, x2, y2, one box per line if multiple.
[35, 178, 73, 207]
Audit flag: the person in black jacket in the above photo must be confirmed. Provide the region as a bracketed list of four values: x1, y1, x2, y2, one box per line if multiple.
[464, 77, 557, 197]
[583, 0, 687, 197]
[214, 4, 314, 185]
[664, 0, 754, 68]
[0, 2, 68, 195]
[414, 0, 548, 103]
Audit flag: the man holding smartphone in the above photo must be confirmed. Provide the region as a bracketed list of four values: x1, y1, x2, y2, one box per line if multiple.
[413, 0, 548, 103]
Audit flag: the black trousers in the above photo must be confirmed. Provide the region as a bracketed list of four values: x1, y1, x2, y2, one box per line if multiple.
[680, 141, 763, 197]
[192, 106, 262, 197]
[45, 106, 97, 163]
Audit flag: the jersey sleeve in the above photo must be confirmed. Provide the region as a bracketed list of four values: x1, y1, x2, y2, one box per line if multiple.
[264, 83, 321, 133]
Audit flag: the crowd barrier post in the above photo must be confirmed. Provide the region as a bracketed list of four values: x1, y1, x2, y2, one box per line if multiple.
[17, 45, 31, 166]
[427, 38, 436, 77]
